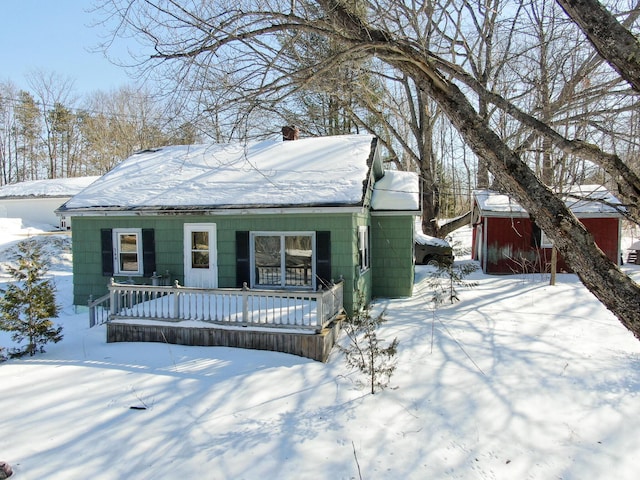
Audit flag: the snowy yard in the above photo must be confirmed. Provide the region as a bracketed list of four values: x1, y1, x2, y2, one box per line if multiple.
[1, 220, 639, 479]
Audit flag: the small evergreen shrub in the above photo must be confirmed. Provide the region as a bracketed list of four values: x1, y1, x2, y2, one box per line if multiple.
[339, 297, 398, 394]
[427, 261, 479, 305]
[0, 239, 62, 357]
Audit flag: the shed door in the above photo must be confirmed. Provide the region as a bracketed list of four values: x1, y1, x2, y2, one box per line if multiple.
[184, 223, 218, 288]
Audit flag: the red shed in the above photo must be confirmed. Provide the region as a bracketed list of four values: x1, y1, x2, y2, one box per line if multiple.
[472, 186, 623, 274]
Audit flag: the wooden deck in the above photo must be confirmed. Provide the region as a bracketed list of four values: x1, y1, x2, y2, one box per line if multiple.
[91, 280, 345, 362]
[106, 316, 344, 362]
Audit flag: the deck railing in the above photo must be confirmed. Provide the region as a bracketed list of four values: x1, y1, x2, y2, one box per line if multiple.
[88, 293, 111, 327]
[89, 279, 344, 331]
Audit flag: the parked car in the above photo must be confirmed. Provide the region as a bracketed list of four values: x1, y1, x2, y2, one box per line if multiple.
[414, 220, 454, 266]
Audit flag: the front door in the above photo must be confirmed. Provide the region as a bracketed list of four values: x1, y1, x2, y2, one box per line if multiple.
[184, 223, 218, 288]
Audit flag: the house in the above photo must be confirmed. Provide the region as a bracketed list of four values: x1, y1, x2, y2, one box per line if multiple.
[0, 176, 98, 230]
[57, 132, 420, 360]
[471, 186, 623, 274]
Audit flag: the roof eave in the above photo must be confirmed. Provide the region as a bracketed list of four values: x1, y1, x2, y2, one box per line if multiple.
[56, 202, 368, 217]
[371, 209, 422, 216]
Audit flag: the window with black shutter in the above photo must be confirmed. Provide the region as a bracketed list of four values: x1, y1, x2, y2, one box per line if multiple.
[101, 228, 156, 277]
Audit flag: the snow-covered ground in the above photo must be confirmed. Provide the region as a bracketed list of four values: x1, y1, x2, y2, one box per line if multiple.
[1, 219, 639, 480]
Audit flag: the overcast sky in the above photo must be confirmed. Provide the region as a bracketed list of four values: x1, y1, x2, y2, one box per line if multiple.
[1, 0, 139, 95]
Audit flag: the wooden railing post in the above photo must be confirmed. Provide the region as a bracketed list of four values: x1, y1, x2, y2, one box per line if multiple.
[88, 295, 95, 328]
[172, 280, 181, 319]
[317, 291, 324, 329]
[242, 282, 249, 323]
[109, 278, 117, 315]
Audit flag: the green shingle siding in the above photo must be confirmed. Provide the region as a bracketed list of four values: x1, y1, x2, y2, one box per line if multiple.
[371, 215, 415, 298]
[71, 211, 413, 314]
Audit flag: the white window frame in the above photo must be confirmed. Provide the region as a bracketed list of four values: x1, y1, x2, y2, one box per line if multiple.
[250, 231, 316, 289]
[540, 230, 553, 248]
[113, 228, 143, 276]
[358, 226, 371, 273]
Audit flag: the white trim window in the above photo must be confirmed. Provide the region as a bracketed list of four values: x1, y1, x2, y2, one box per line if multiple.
[251, 232, 315, 289]
[358, 226, 370, 272]
[540, 230, 553, 248]
[113, 228, 143, 275]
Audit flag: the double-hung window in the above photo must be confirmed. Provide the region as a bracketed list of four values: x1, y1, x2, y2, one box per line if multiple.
[113, 228, 143, 275]
[251, 232, 315, 289]
[358, 226, 370, 272]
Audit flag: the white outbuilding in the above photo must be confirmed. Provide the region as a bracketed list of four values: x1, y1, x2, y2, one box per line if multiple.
[0, 176, 98, 230]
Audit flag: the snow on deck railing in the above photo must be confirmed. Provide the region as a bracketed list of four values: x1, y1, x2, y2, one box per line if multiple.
[90, 279, 343, 331]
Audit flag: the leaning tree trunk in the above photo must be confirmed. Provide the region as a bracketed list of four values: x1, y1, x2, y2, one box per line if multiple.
[429, 55, 640, 224]
[556, 0, 640, 92]
[409, 63, 640, 339]
[439, 211, 472, 238]
[325, 1, 640, 339]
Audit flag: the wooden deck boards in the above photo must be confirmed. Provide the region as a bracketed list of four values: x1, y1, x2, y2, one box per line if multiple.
[106, 317, 344, 362]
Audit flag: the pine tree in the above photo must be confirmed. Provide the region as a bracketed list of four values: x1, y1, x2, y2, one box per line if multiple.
[339, 296, 398, 394]
[0, 239, 62, 357]
[428, 262, 479, 305]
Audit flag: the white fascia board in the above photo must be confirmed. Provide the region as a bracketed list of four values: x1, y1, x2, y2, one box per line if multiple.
[479, 209, 622, 219]
[371, 210, 422, 217]
[476, 210, 529, 218]
[60, 206, 368, 217]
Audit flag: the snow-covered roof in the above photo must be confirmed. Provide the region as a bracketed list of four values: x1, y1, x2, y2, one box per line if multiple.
[0, 176, 99, 199]
[370, 170, 420, 211]
[414, 217, 450, 246]
[60, 135, 377, 212]
[474, 186, 624, 217]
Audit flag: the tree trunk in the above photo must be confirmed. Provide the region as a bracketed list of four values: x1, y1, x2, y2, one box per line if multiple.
[439, 211, 472, 238]
[318, 0, 640, 338]
[556, 0, 640, 92]
[418, 71, 640, 339]
[431, 57, 640, 224]
[550, 245, 557, 286]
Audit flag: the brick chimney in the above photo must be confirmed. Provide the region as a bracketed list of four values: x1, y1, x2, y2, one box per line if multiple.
[282, 125, 300, 141]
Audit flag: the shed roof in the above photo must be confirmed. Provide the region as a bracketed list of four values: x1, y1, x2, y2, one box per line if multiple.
[0, 176, 99, 199]
[59, 135, 379, 213]
[474, 186, 624, 218]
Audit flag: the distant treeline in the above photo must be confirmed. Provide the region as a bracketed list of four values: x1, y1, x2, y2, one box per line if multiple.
[0, 79, 199, 185]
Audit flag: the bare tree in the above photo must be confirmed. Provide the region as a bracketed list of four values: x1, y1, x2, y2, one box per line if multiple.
[13, 90, 41, 181]
[81, 86, 190, 173]
[27, 71, 79, 179]
[95, 0, 640, 338]
[557, 0, 640, 92]
[0, 82, 18, 184]
[430, 36, 640, 224]
[504, 1, 640, 213]
[0, 77, 196, 179]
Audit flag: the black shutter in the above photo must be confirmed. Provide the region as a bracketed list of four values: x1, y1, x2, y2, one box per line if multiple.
[101, 229, 114, 276]
[142, 229, 156, 277]
[236, 231, 250, 287]
[316, 231, 331, 288]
